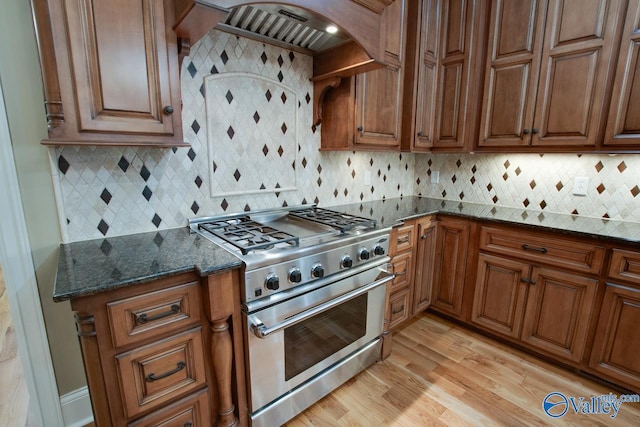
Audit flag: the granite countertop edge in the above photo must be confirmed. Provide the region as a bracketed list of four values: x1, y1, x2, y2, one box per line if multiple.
[53, 196, 640, 302]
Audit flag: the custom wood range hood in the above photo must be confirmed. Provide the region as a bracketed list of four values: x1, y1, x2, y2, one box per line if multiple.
[173, 0, 397, 124]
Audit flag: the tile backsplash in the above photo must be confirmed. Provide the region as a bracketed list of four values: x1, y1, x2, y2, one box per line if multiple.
[50, 29, 640, 243]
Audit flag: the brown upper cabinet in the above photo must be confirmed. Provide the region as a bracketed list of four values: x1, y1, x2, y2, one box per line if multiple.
[402, 0, 489, 152]
[604, 0, 640, 148]
[320, 0, 408, 150]
[477, 0, 625, 150]
[33, 0, 186, 147]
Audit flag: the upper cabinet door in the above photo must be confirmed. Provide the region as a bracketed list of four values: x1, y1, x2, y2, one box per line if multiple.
[532, 0, 623, 147]
[479, 0, 623, 149]
[478, 0, 547, 147]
[354, 0, 407, 147]
[604, 0, 640, 147]
[37, 0, 184, 146]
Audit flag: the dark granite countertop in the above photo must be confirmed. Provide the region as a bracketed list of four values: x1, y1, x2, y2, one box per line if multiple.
[330, 196, 640, 245]
[53, 227, 243, 302]
[54, 196, 640, 302]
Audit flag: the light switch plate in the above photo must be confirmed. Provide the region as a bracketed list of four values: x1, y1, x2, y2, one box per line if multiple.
[573, 177, 589, 196]
[431, 170, 440, 184]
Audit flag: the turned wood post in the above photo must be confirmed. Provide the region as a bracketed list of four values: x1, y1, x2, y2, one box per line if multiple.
[211, 316, 238, 427]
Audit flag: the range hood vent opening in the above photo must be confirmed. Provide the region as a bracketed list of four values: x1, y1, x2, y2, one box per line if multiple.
[218, 4, 351, 54]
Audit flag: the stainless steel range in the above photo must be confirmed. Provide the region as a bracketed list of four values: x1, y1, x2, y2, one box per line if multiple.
[189, 205, 393, 427]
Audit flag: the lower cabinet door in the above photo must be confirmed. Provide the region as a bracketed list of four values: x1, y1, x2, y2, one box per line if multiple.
[471, 254, 530, 339]
[589, 283, 640, 391]
[520, 267, 597, 363]
[129, 389, 211, 427]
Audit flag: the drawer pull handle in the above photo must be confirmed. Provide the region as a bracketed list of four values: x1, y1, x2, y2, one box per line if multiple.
[137, 304, 181, 324]
[145, 361, 186, 382]
[521, 244, 548, 254]
[397, 236, 410, 244]
[184, 423, 192, 427]
[395, 270, 407, 277]
[392, 305, 405, 315]
[520, 278, 537, 285]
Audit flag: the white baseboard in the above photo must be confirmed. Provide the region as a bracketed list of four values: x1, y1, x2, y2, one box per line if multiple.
[60, 387, 93, 427]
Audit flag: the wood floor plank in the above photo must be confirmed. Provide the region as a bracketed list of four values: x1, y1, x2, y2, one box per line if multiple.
[286, 313, 640, 426]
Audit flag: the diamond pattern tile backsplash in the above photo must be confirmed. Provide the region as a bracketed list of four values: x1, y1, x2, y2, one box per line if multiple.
[50, 29, 640, 242]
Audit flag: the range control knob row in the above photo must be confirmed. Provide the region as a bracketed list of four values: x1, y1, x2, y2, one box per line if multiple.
[289, 268, 302, 283]
[265, 274, 280, 291]
[359, 248, 370, 261]
[311, 264, 325, 278]
[374, 245, 386, 256]
[340, 255, 353, 269]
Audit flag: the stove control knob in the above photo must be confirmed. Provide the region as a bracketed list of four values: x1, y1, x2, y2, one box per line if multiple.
[288, 268, 302, 283]
[311, 264, 325, 278]
[265, 274, 280, 291]
[359, 248, 370, 261]
[374, 245, 386, 256]
[341, 255, 353, 269]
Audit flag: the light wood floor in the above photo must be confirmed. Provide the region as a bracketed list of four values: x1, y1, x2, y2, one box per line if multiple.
[286, 313, 640, 426]
[0, 265, 32, 426]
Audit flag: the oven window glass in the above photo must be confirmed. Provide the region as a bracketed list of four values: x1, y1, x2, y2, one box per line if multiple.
[284, 294, 368, 381]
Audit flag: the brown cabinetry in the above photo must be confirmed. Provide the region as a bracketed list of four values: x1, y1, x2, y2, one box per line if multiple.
[604, 0, 640, 147]
[33, 0, 185, 146]
[472, 225, 602, 364]
[402, 0, 488, 151]
[413, 216, 438, 313]
[387, 220, 417, 329]
[589, 249, 640, 392]
[321, 0, 408, 150]
[70, 270, 245, 426]
[478, 0, 624, 149]
[429, 216, 470, 318]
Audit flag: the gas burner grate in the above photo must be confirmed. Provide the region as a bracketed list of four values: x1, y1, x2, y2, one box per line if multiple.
[289, 207, 376, 233]
[198, 217, 299, 254]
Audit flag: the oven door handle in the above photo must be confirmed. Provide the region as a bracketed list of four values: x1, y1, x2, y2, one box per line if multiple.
[250, 273, 395, 339]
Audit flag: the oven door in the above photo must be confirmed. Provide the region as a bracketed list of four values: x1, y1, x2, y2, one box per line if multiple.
[244, 261, 392, 414]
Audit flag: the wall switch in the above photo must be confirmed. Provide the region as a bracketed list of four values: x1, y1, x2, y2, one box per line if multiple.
[431, 170, 440, 184]
[573, 177, 589, 196]
[364, 171, 372, 186]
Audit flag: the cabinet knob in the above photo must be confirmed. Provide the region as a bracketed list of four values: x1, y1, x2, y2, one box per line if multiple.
[532, 128, 539, 134]
[163, 105, 174, 115]
[522, 129, 530, 135]
[417, 131, 424, 137]
[357, 126, 364, 132]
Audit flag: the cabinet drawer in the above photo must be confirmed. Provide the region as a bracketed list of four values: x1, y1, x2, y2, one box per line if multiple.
[609, 249, 640, 285]
[107, 281, 201, 348]
[389, 222, 417, 255]
[129, 388, 211, 427]
[479, 226, 605, 274]
[390, 251, 413, 293]
[388, 289, 411, 329]
[116, 328, 207, 418]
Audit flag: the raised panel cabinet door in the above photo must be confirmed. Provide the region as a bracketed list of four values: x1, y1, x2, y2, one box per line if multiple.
[478, 0, 547, 147]
[414, 0, 441, 149]
[532, 0, 624, 147]
[432, 0, 478, 150]
[413, 217, 437, 314]
[471, 254, 530, 338]
[605, 0, 640, 146]
[430, 217, 470, 317]
[589, 283, 640, 391]
[64, 0, 179, 137]
[354, 0, 407, 147]
[520, 267, 598, 363]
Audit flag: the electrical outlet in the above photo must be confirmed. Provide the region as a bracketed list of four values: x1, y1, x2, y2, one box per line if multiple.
[431, 170, 440, 184]
[364, 171, 372, 186]
[573, 177, 589, 196]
